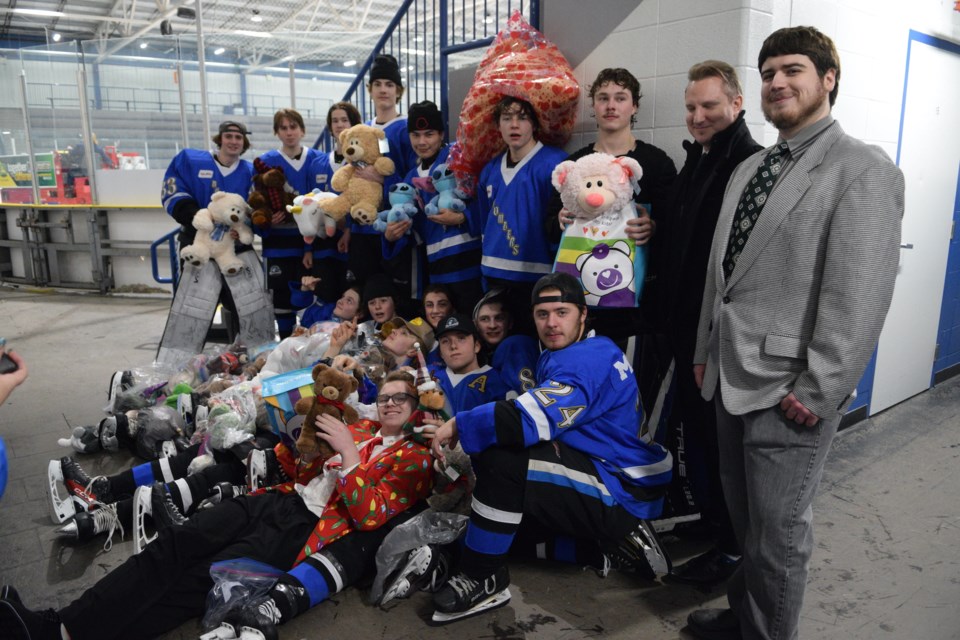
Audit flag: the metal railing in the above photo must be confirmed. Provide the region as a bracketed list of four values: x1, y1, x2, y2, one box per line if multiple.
[151, 228, 180, 291]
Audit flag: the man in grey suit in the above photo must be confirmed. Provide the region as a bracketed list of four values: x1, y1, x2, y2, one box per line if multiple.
[687, 27, 904, 640]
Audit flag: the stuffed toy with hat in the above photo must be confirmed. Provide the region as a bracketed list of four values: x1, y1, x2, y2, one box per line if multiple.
[424, 163, 467, 216]
[293, 363, 360, 458]
[319, 124, 396, 226]
[248, 157, 295, 228]
[180, 191, 254, 276]
[372, 182, 417, 233]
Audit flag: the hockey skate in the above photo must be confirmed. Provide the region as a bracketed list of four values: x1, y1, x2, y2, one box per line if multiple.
[199, 598, 281, 640]
[196, 482, 247, 511]
[379, 544, 450, 606]
[55, 504, 124, 550]
[150, 481, 188, 532]
[601, 518, 671, 580]
[106, 369, 134, 414]
[46, 457, 112, 524]
[430, 566, 511, 625]
[246, 448, 284, 491]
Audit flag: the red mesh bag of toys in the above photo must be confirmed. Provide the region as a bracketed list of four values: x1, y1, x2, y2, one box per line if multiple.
[448, 10, 580, 195]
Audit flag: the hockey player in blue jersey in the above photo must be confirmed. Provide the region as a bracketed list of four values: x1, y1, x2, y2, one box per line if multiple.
[426, 272, 673, 623]
[257, 109, 329, 337]
[344, 54, 418, 296]
[160, 121, 256, 341]
[473, 288, 539, 399]
[430, 314, 509, 415]
[471, 97, 567, 324]
[382, 100, 483, 313]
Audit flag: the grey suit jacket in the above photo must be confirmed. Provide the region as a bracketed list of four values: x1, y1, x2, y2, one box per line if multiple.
[693, 120, 904, 418]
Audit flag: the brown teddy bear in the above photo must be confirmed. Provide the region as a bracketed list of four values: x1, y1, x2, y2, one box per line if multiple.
[319, 124, 395, 225]
[293, 363, 359, 459]
[248, 157, 295, 228]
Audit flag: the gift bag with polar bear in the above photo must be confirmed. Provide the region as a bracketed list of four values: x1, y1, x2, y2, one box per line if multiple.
[551, 153, 647, 308]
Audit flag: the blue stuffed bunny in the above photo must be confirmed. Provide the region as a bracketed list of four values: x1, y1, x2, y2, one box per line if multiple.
[424, 163, 467, 216]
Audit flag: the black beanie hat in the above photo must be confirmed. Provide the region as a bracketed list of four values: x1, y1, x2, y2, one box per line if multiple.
[407, 100, 444, 133]
[363, 273, 398, 305]
[369, 54, 403, 87]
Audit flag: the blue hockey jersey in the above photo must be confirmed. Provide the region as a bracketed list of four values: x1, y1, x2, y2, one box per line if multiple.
[430, 364, 509, 415]
[162, 149, 254, 217]
[456, 334, 672, 519]
[473, 142, 567, 283]
[256, 148, 328, 259]
[490, 334, 539, 399]
[382, 145, 482, 286]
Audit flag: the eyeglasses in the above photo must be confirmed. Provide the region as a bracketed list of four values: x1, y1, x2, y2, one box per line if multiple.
[376, 392, 417, 406]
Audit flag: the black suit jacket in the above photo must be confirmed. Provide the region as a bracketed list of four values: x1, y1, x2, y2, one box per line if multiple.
[659, 113, 761, 358]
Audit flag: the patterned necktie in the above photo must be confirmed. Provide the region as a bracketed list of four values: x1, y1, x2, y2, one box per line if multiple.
[722, 141, 790, 279]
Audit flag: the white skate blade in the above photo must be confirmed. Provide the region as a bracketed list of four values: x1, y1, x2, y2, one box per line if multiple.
[430, 588, 511, 625]
[133, 485, 157, 554]
[47, 459, 77, 524]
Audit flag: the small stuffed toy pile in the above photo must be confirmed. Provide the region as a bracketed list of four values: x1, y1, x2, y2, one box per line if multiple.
[319, 124, 396, 226]
[180, 192, 254, 275]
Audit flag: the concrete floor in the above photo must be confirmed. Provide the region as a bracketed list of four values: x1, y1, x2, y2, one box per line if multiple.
[1, 287, 958, 640]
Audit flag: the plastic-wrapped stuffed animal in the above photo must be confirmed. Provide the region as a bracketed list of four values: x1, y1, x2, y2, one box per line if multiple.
[372, 183, 418, 233]
[424, 163, 467, 216]
[293, 364, 360, 458]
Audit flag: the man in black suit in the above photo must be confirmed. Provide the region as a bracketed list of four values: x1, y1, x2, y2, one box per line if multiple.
[660, 60, 762, 586]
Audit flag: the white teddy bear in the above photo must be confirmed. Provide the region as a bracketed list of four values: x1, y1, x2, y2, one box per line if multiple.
[180, 191, 254, 276]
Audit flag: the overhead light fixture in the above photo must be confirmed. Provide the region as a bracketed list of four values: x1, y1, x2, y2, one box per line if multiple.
[483, 12, 494, 24]
[160, 20, 173, 35]
[251, 9, 262, 23]
[51, 32, 62, 42]
[139, 42, 148, 49]
[343, 59, 357, 67]
[1, 131, 10, 135]
[214, 47, 225, 55]
[234, 30, 271, 39]
[176, 7, 196, 19]
[14, 8, 65, 17]
[400, 47, 426, 57]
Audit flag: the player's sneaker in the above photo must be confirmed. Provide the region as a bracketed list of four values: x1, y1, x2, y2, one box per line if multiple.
[55, 504, 124, 550]
[380, 544, 450, 605]
[601, 518, 671, 580]
[430, 566, 511, 624]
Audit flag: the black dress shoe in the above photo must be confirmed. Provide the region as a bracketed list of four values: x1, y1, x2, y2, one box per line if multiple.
[687, 608, 741, 640]
[669, 548, 740, 586]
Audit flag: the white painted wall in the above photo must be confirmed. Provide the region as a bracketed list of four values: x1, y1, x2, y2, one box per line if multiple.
[544, 0, 960, 168]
